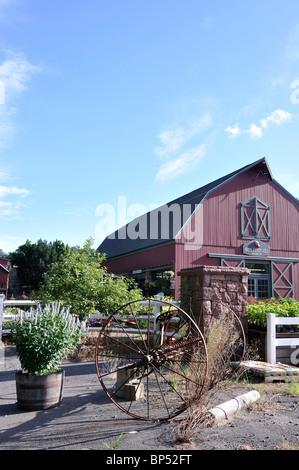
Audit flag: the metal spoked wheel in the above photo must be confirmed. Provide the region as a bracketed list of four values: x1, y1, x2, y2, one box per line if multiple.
[95, 299, 208, 422]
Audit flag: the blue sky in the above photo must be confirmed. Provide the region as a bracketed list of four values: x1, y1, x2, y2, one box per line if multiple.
[0, 0, 299, 253]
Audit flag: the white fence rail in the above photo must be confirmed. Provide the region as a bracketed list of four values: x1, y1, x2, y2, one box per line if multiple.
[4, 300, 299, 362]
[0, 295, 40, 339]
[267, 313, 299, 364]
[87, 296, 180, 336]
[0, 294, 3, 340]
[0, 295, 180, 340]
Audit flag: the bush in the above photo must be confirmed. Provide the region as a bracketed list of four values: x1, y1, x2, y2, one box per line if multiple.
[248, 297, 299, 327]
[38, 238, 142, 320]
[11, 303, 84, 375]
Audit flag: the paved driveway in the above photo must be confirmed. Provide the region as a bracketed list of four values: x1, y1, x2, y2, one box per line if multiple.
[0, 346, 174, 451]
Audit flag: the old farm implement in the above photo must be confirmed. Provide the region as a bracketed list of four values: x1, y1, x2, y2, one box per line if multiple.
[94, 298, 245, 422]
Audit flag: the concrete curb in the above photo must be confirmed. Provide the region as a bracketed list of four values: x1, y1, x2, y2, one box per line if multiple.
[208, 390, 261, 426]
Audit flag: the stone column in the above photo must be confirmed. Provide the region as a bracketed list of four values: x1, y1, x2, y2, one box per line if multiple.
[178, 266, 250, 336]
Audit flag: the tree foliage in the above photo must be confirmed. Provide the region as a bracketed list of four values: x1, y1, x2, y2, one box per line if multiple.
[0, 249, 8, 259]
[10, 239, 70, 291]
[38, 238, 142, 320]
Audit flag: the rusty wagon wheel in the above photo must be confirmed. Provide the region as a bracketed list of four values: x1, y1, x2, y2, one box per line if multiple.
[95, 299, 208, 422]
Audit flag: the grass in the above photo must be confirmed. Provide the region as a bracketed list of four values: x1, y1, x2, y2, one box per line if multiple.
[172, 310, 247, 444]
[172, 305, 299, 446]
[103, 432, 127, 450]
[285, 380, 299, 396]
[275, 437, 299, 450]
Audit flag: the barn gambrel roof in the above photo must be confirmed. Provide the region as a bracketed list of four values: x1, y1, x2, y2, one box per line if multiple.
[97, 157, 297, 260]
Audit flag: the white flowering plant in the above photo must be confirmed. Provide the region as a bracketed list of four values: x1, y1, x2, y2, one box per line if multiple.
[11, 302, 85, 375]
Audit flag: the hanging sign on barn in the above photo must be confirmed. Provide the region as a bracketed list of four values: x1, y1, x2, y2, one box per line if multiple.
[243, 240, 270, 256]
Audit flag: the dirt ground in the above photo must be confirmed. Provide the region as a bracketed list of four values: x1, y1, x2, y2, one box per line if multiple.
[72, 337, 299, 451]
[180, 381, 299, 451]
[1, 342, 299, 452]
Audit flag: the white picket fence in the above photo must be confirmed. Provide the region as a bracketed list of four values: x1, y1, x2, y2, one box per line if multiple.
[0, 295, 40, 338]
[0, 294, 180, 340]
[2, 296, 299, 365]
[267, 313, 299, 364]
[87, 295, 180, 336]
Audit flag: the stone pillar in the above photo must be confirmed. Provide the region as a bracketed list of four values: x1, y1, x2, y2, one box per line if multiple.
[178, 266, 250, 336]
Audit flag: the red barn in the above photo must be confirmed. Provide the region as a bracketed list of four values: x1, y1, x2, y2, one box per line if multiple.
[98, 158, 299, 300]
[0, 258, 9, 297]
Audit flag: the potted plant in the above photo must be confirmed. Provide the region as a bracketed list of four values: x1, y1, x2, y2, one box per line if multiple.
[11, 302, 84, 411]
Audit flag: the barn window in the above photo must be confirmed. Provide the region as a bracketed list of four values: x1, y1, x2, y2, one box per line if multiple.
[241, 197, 270, 240]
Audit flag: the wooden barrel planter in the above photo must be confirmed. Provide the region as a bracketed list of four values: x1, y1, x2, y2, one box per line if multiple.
[15, 369, 65, 411]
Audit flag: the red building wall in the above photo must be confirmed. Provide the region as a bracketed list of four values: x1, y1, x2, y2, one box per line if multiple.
[0, 258, 9, 293]
[175, 167, 299, 299]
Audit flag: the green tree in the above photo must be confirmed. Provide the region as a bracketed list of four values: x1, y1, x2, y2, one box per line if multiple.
[9, 239, 70, 292]
[0, 249, 8, 259]
[38, 238, 142, 320]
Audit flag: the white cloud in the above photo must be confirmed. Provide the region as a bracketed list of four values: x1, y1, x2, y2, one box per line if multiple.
[0, 170, 31, 218]
[0, 235, 25, 253]
[225, 124, 241, 139]
[0, 184, 30, 198]
[0, 51, 41, 99]
[63, 205, 92, 218]
[154, 115, 212, 182]
[226, 109, 294, 140]
[156, 145, 206, 183]
[155, 114, 212, 159]
[155, 128, 186, 158]
[0, 106, 16, 148]
[190, 115, 213, 133]
[0, 50, 41, 150]
[260, 109, 293, 128]
[246, 124, 263, 139]
[0, 169, 9, 181]
[0, 202, 29, 218]
[0, 200, 12, 215]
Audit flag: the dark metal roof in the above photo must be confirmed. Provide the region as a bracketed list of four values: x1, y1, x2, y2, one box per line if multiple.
[97, 157, 271, 259]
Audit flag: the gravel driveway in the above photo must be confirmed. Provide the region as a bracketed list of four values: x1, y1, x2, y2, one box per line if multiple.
[1, 345, 299, 451]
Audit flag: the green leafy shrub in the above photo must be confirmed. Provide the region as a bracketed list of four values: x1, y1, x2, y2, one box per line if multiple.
[38, 238, 142, 320]
[11, 303, 84, 375]
[248, 297, 299, 327]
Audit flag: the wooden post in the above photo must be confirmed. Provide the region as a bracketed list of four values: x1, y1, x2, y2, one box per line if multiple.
[267, 314, 299, 365]
[154, 294, 163, 332]
[267, 313, 277, 364]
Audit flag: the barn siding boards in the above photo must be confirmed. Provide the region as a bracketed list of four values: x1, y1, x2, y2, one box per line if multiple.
[0, 259, 9, 296]
[99, 157, 299, 300]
